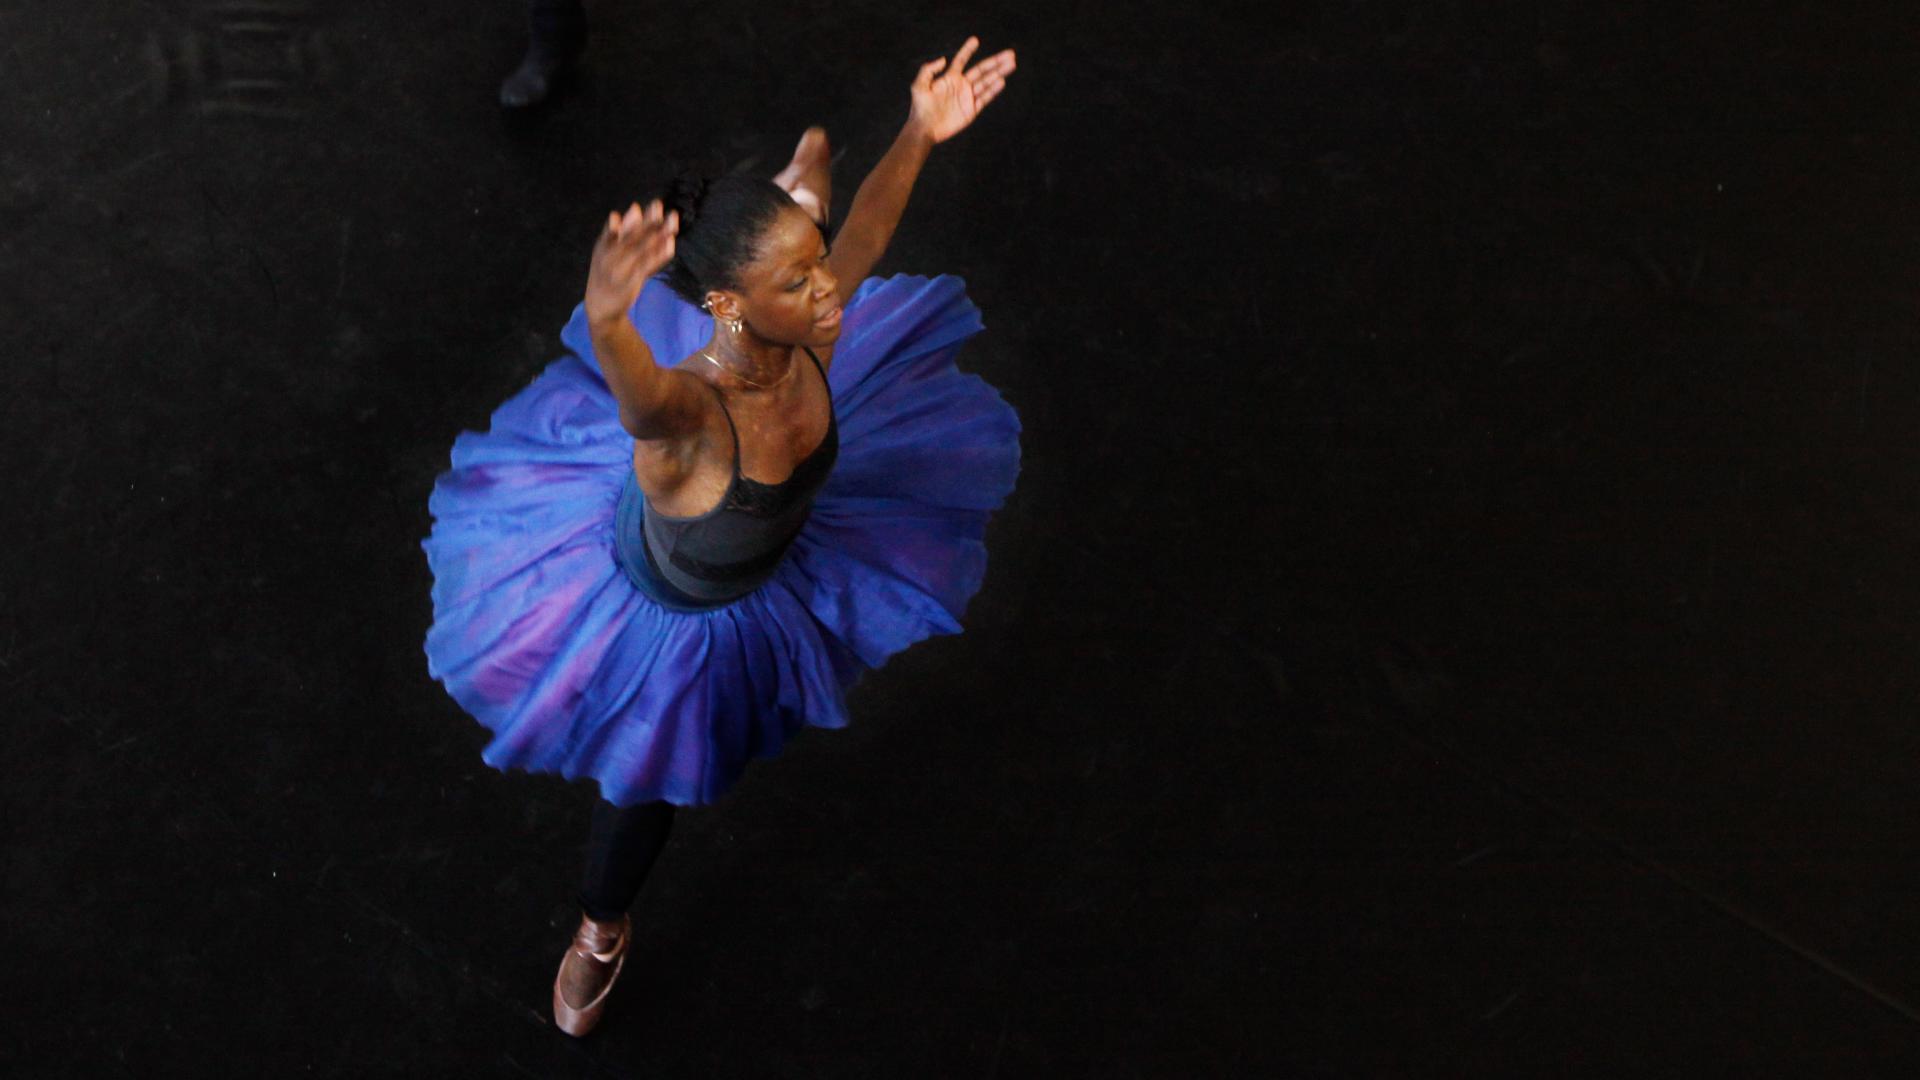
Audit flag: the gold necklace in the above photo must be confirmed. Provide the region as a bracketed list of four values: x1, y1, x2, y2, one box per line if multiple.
[697, 350, 795, 390]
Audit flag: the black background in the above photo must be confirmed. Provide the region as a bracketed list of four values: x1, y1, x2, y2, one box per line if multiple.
[5, 0, 1920, 1074]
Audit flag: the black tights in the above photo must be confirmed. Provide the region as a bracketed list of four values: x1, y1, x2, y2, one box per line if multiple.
[577, 799, 676, 922]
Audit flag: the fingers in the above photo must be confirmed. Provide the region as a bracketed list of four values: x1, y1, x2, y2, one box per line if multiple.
[914, 56, 947, 90]
[971, 48, 1016, 79]
[594, 200, 674, 285]
[970, 72, 1007, 110]
[651, 211, 678, 260]
[964, 49, 1013, 110]
[610, 200, 679, 240]
[949, 35, 980, 74]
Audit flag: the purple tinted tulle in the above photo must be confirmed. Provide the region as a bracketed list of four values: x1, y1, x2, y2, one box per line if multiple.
[422, 275, 1021, 806]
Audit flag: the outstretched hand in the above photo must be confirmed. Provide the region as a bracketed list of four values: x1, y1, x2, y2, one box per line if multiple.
[908, 36, 1017, 144]
[586, 200, 678, 325]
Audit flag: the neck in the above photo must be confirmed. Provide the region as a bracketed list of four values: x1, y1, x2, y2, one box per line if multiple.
[705, 331, 796, 389]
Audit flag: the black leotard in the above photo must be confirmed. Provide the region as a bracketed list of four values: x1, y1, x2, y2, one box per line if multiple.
[614, 348, 838, 610]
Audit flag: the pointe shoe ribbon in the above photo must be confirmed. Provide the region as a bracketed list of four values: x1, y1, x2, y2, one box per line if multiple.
[552, 913, 630, 1036]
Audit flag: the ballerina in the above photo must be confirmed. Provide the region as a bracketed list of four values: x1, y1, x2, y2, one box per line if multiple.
[423, 36, 1019, 1036]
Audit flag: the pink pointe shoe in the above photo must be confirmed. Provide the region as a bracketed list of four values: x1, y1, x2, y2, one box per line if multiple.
[551, 913, 631, 1037]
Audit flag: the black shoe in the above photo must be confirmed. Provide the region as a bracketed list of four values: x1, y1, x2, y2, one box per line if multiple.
[499, 37, 582, 108]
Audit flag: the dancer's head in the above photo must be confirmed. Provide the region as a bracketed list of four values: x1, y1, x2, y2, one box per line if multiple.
[662, 174, 841, 349]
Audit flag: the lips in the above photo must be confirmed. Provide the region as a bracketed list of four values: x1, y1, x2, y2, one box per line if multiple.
[814, 306, 842, 329]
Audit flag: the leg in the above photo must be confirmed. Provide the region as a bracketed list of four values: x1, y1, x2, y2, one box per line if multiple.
[772, 127, 834, 229]
[500, 0, 588, 108]
[553, 798, 677, 1036]
[578, 798, 677, 920]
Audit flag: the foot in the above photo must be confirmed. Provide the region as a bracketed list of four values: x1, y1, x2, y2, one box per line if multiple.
[771, 127, 832, 227]
[551, 913, 630, 1037]
[499, 36, 582, 108]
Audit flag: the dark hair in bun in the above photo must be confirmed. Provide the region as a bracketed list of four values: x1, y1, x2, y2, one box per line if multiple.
[660, 173, 795, 305]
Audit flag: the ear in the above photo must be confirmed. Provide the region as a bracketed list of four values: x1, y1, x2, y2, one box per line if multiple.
[703, 289, 741, 322]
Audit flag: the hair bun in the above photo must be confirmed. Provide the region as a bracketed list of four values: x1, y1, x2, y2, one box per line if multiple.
[663, 172, 712, 228]
[656, 172, 792, 306]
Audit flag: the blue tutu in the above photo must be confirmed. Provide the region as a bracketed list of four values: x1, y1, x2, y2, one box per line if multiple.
[422, 275, 1021, 806]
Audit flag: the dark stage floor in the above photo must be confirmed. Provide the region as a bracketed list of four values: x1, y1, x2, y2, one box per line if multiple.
[7, 0, 1920, 1075]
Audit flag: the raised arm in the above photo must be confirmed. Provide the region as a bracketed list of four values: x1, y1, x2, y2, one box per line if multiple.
[585, 201, 712, 441]
[826, 36, 1017, 299]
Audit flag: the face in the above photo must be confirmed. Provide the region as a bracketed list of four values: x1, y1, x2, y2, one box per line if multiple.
[712, 205, 841, 348]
